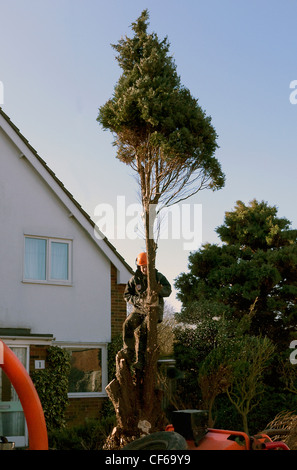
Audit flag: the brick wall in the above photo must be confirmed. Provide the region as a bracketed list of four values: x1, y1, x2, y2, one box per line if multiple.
[29, 344, 49, 373]
[65, 397, 105, 426]
[110, 263, 128, 338]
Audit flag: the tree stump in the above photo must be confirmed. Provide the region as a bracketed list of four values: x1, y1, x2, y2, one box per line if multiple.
[104, 305, 167, 449]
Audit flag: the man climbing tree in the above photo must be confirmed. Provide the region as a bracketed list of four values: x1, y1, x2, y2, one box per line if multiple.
[121, 252, 171, 370]
[97, 10, 225, 447]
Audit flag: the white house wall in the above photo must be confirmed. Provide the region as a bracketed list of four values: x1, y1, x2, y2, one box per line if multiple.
[0, 126, 112, 343]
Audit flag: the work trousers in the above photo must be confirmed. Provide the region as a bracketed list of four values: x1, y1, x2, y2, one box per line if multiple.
[123, 309, 147, 365]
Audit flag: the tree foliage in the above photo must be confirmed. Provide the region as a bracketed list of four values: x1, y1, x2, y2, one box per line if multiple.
[97, 9, 225, 444]
[97, 9, 225, 213]
[225, 335, 275, 434]
[174, 199, 297, 432]
[175, 199, 297, 348]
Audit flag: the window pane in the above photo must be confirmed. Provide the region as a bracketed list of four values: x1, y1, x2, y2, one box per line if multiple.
[0, 412, 25, 436]
[0, 348, 27, 436]
[24, 238, 46, 280]
[51, 242, 68, 280]
[68, 349, 102, 393]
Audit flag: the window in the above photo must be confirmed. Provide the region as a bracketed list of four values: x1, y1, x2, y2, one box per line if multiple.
[0, 345, 29, 447]
[62, 345, 107, 397]
[24, 236, 72, 284]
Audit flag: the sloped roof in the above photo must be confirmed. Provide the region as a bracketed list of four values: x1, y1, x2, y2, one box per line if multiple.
[0, 107, 133, 282]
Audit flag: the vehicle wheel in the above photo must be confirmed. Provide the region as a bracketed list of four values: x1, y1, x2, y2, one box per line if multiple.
[122, 431, 187, 450]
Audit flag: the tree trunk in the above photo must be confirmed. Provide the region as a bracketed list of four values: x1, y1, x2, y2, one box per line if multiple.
[141, 204, 162, 420]
[103, 204, 166, 449]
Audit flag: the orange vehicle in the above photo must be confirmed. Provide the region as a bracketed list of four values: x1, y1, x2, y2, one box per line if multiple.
[165, 410, 290, 450]
[123, 409, 290, 450]
[165, 424, 290, 450]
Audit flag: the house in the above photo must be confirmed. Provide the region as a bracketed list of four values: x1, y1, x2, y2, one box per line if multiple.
[0, 107, 133, 447]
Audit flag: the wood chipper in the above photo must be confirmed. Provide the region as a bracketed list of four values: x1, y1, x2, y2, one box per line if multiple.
[123, 410, 290, 450]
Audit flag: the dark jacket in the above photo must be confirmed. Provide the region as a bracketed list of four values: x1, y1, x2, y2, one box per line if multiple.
[124, 268, 172, 321]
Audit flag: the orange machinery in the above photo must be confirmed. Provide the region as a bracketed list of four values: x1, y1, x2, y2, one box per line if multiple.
[166, 410, 290, 450]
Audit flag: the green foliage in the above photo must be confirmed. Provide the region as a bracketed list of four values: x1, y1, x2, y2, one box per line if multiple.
[97, 9, 225, 210]
[173, 200, 297, 433]
[174, 318, 278, 432]
[31, 346, 71, 431]
[225, 335, 275, 434]
[173, 318, 222, 410]
[215, 389, 297, 435]
[216, 199, 295, 250]
[175, 199, 297, 347]
[48, 416, 116, 450]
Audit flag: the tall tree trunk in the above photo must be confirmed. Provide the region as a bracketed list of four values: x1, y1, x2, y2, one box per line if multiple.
[141, 204, 165, 428]
[104, 203, 166, 449]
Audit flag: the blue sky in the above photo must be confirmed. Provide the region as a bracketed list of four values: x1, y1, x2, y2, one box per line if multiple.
[1, 0, 297, 310]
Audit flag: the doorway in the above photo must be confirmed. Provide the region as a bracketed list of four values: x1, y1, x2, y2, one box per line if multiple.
[0, 346, 28, 447]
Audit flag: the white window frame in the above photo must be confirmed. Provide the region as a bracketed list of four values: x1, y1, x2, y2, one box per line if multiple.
[0, 341, 30, 448]
[23, 235, 72, 286]
[55, 342, 108, 398]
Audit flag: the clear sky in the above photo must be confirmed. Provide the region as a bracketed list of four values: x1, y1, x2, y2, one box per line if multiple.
[1, 0, 297, 310]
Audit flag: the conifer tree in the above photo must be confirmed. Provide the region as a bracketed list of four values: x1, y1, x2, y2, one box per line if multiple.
[97, 10, 224, 447]
[176, 199, 297, 348]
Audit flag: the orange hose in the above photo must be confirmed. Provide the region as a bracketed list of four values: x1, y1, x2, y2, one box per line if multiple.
[0, 340, 48, 450]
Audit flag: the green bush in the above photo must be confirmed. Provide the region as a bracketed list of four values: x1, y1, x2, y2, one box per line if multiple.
[31, 346, 71, 430]
[48, 416, 116, 450]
